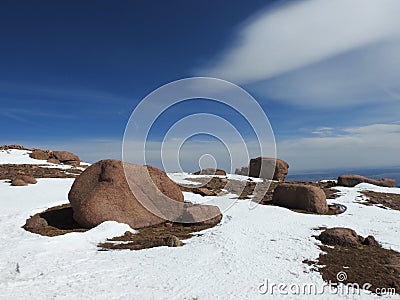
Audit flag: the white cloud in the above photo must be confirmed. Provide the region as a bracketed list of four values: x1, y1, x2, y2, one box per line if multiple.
[278, 123, 400, 171]
[198, 0, 400, 83]
[197, 0, 400, 108]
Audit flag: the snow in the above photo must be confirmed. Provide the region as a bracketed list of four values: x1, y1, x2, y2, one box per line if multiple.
[0, 153, 399, 299]
[0, 149, 48, 165]
[354, 182, 400, 194]
[226, 173, 265, 182]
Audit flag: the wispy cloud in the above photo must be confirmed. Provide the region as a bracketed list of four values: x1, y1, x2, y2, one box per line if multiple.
[198, 0, 400, 82]
[196, 0, 400, 108]
[0, 81, 132, 105]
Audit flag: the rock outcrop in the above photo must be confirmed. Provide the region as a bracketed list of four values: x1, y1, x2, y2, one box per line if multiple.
[337, 174, 396, 188]
[272, 183, 328, 214]
[248, 157, 289, 181]
[193, 168, 226, 176]
[29, 149, 81, 166]
[0, 144, 28, 150]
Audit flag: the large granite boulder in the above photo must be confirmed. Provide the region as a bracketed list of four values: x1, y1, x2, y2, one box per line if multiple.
[249, 157, 289, 181]
[272, 183, 328, 214]
[68, 160, 221, 229]
[337, 174, 396, 188]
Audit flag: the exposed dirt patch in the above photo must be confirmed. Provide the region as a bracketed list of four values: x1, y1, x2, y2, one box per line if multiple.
[23, 204, 87, 236]
[23, 203, 222, 250]
[359, 191, 400, 211]
[305, 229, 400, 295]
[99, 216, 222, 251]
[0, 164, 83, 180]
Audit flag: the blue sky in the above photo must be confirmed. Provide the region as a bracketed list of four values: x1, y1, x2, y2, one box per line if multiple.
[1, 0, 400, 172]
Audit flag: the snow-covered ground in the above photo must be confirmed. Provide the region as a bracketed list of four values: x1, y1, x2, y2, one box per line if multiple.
[0, 151, 399, 299]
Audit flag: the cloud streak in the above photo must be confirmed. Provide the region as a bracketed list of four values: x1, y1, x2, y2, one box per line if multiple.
[197, 0, 400, 109]
[198, 0, 400, 83]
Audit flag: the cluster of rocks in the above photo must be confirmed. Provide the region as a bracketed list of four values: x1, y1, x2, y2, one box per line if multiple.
[180, 177, 228, 196]
[0, 145, 84, 186]
[0, 144, 28, 150]
[0, 164, 82, 183]
[68, 160, 222, 230]
[0, 144, 81, 167]
[11, 175, 37, 186]
[30, 149, 81, 166]
[186, 156, 398, 215]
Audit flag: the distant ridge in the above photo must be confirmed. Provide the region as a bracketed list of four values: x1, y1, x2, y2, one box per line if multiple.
[287, 167, 400, 187]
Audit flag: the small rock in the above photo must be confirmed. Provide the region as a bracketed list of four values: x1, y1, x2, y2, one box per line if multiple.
[11, 178, 27, 186]
[362, 235, 380, 247]
[318, 228, 362, 248]
[124, 231, 134, 238]
[19, 175, 37, 184]
[164, 235, 183, 247]
[23, 216, 48, 231]
[192, 187, 216, 197]
[47, 158, 61, 164]
[164, 222, 173, 228]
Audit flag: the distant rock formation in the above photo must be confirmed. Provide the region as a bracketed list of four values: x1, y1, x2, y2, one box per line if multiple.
[272, 183, 328, 214]
[30, 149, 81, 166]
[193, 168, 226, 176]
[235, 166, 249, 176]
[248, 157, 289, 181]
[69, 160, 222, 229]
[337, 174, 396, 187]
[0, 144, 82, 166]
[0, 144, 28, 150]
